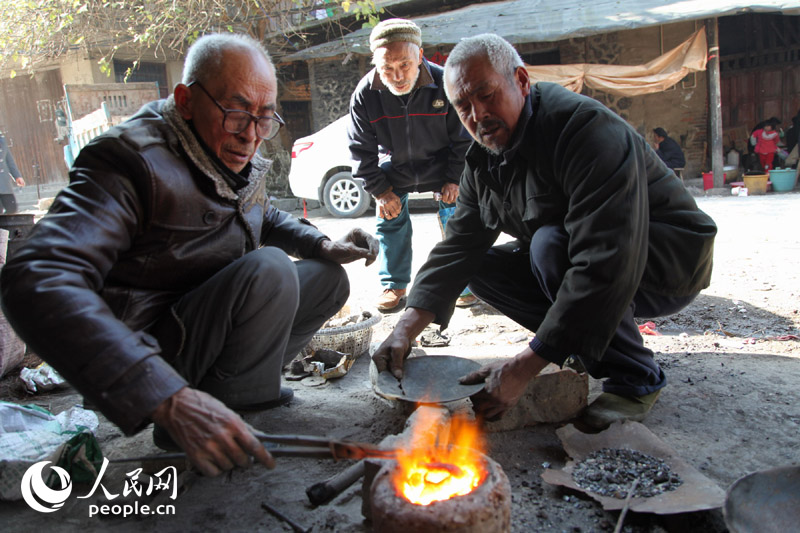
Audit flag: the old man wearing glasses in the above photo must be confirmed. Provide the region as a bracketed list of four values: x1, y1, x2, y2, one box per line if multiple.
[1, 34, 378, 477]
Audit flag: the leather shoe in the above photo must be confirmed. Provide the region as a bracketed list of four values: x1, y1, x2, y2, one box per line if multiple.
[152, 424, 181, 452]
[581, 389, 662, 430]
[152, 387, 295, 451]
[377, 288, 406, 312]
[235, 386, 294, 412]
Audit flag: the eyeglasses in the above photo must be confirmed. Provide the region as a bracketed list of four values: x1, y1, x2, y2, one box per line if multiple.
[188, 80, 284, 140]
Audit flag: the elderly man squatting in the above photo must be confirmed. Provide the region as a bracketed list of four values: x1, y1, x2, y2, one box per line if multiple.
[372, 34, 716, 429]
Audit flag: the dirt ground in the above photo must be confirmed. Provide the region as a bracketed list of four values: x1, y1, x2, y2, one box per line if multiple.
[1, 189, 798, 532]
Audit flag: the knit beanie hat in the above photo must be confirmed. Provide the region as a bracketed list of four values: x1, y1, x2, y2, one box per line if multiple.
[369, 18, 422, 52]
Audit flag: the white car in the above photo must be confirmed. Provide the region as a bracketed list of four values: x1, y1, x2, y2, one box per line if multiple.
[288, 115, 431, 218]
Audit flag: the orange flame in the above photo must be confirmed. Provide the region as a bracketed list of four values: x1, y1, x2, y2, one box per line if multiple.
[393, 409, 487, 506]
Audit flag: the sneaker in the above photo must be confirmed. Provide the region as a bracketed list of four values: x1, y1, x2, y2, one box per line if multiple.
[377, 288, 407, 312]
[581, 389, 662, 430]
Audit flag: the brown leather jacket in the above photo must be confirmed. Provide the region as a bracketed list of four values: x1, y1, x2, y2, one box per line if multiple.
[0, 99, 328, 434]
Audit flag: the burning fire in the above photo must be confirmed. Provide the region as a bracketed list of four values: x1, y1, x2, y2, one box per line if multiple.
[393, 409, 487, 506]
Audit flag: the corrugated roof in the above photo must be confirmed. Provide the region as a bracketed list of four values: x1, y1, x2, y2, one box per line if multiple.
[283, 0, 800, 61]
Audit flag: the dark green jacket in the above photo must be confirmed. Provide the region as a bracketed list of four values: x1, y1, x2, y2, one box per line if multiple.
[408, 83, 716, 361]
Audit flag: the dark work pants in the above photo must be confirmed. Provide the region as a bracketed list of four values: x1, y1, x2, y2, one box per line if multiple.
[0, 194, 18, 214]
[469, 225, 697, 397]
[156, 247, 349, 408]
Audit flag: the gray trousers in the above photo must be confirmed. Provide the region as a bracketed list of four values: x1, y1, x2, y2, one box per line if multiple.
[153, 247, 349, 408]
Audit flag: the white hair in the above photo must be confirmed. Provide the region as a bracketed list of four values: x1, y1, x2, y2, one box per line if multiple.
[444, 34, 523, 100]
[182, 33, 273, 84]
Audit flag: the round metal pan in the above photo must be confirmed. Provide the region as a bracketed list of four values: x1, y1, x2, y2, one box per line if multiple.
[723, 465, 800, 533]
[373, 355, 485, 403]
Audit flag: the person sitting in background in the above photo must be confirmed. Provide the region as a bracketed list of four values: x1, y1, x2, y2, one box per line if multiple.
[652, 127, 685, 171]
[751, 118, 781, 172]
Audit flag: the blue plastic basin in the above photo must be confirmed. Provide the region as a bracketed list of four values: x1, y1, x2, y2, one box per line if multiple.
[768, 168, 798, 192]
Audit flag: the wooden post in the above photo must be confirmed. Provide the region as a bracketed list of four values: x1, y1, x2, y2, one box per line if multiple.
[706, 18, 724, 188]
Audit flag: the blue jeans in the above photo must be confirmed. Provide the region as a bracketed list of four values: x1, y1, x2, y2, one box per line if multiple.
[376, 193, 454, 289]
[469, 225, 698, 397]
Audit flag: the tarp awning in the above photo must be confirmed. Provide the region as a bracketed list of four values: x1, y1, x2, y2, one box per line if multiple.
[282, 0, 800, 62]
[526, 27, 708, 96]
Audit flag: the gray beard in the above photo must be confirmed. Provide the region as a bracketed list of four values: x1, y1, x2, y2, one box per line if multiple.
[479, 142, 504, 157]
[380, 69, 420, 96]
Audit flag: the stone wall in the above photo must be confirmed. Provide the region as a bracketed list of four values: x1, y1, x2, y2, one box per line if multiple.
[308, 56, 366, 131]
[558, 22, 707, 179]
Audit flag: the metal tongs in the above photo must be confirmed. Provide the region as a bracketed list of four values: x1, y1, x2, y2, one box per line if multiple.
[110, 431, 397, 464]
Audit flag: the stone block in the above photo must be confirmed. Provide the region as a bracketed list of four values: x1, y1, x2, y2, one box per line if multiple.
[485, 365, 588, 432]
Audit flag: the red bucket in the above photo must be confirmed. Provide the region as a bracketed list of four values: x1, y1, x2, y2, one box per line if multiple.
[702, 172, 726, 190]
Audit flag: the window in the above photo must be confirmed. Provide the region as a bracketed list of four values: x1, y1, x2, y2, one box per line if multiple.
[113, 60, 168, 98]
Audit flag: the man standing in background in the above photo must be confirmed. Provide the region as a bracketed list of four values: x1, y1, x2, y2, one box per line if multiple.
[348, 18, 473, 312]
[0, 132, 25, 214]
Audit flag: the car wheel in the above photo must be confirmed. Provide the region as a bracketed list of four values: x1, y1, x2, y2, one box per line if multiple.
[323, 171, 371, 218]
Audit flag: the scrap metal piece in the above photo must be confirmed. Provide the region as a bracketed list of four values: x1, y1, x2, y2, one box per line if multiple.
[261, 500, 310, 533]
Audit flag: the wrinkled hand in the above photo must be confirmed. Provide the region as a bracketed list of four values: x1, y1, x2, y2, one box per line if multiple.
[376, 191, 402, 220]
[317, 228, 379, 266]
[459, 350, 549, 422]
[372, 330, 415, 380]
[440, 182, 459, 204]
[372, 308, 435, 380]
[150, 387, 274, 477]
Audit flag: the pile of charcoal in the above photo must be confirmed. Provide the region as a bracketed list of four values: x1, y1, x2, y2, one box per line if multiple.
[572, 448, 683, 499]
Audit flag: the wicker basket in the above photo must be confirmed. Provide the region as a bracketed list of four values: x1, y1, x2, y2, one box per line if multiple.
[304, 308, 382, 357]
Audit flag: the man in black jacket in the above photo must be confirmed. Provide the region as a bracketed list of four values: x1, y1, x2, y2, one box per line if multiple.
[373, 34, 717, 429]
[1, 34, 377, 476]
[653, 127, 686, 171]
[348, 18, 471, 312]
[0, 132, 25, 214]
